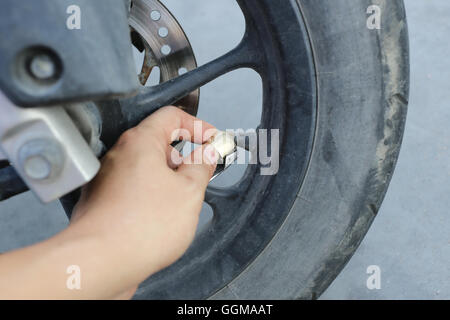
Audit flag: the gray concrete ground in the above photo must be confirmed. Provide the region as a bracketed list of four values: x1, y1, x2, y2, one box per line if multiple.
[0, 0, 448, 299]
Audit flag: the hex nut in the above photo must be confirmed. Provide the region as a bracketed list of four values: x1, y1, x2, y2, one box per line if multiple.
[208, 131, 236, 159]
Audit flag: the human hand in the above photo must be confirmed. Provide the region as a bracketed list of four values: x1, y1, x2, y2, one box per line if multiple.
[69, 106, 219, 291]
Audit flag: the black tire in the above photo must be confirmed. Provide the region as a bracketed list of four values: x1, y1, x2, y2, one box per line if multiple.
[135, 0, 409, 299]
[212, 0, 409, 299]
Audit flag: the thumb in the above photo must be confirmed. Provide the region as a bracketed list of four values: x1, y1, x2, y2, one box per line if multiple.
[176, 144, 219, 188]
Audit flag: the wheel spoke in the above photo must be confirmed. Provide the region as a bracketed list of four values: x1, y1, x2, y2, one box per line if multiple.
[138, 46, 157, 86]
[119, 38, 263, 129]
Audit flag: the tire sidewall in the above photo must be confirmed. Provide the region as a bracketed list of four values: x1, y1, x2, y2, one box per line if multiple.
[211, 0, 409, 299]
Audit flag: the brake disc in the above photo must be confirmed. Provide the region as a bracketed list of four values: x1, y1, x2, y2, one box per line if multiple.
[129, 0, 199, 116]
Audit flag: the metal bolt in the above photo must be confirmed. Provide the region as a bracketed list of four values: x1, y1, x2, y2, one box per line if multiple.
[29, 54, 56, 80]
[23, 155, 52, 180]
[18, 138, 65, 181]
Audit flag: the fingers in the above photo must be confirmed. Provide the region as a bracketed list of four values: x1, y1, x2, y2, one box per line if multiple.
[117, 106, 218, 179]
[166, 145, 183, 169]
[177, 144, 219, 189]
[138, 106, 217, 146]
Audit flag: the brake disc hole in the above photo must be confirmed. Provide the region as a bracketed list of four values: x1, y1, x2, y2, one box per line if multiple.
[161, 44, 172, 55]
[158, 27, 169, 38]
[178, 67, 188, 75]
[150, 10, 161, 21]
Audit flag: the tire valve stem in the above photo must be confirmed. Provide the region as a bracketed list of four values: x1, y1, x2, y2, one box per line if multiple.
[207, 131, 238, 182]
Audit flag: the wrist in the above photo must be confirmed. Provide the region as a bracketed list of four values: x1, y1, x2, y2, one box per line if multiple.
[64, 214, 162, 286]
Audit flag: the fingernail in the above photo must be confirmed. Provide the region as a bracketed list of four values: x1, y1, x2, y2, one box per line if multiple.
[204, 145, 219, 165]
